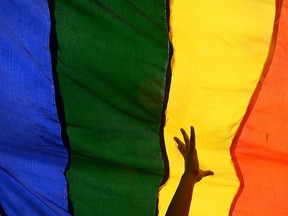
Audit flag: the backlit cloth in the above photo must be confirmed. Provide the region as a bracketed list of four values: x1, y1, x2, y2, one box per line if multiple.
[55, 0, 169, 215]
[158, 0, 277, 215]
[0, 0, 69, 215]
[232, 0, 288, 215]
[1, 1, 288, 215]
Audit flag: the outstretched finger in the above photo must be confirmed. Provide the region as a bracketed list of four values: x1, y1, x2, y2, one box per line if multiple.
[202, 170, 214, 177]
[180, 128, 190, 148]
[190, 126, 196, 152]
[174, 137, 185, 155]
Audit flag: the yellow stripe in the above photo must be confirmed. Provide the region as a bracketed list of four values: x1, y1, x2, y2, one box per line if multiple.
[158, 1, 275, 215]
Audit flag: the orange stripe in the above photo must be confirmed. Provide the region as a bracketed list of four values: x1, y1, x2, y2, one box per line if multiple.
[231, 0, 288, 215]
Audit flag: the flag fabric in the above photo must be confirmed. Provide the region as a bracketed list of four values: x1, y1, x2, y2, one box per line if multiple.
[1, 0, 288, 215]
[55, 0, 169, 215]
[231, 0, 288, 215]
[0, 0, 69, 215]
[158, 0, 288, 216]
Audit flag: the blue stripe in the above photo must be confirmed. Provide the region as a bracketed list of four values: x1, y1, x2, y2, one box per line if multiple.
[0, 0, 69, 215]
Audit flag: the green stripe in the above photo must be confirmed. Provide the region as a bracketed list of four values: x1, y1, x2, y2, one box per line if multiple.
[55, 0, 169, 215]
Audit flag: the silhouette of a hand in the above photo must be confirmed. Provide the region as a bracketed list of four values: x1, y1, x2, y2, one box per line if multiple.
[174, 126, 214, 182]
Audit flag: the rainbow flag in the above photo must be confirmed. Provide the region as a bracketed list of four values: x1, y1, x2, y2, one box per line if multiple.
[1, 0, 288, 215]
